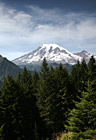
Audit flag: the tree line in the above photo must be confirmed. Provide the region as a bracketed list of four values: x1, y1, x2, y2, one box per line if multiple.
[0, 56, 96, 140]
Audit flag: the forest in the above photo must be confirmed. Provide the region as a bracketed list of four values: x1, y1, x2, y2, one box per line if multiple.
[0, 56, 96, 140]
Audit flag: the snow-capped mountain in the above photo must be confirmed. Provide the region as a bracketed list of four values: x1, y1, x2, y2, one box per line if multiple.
[74, 50, 93, 63]
[13, 44, 94, 65]
[13, 44, 83, 65]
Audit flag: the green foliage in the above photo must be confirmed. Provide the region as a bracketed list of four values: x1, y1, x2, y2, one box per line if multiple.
[36, 59, 73, 138]
[88, 55, 96, 80]
[0, 68, 44, 140]
[0, 76, 22, 139]
[0, 80, 3, 88]
[53, 64, 72, 132]
[70, 59, 88, 92]
[0, 56, 96, 140]
[52, 131, 72, 140]
[66, 79, 96, 139]
[36, 58, 54, 136]
[32, 71, 39, 95]
[0, 124, 4, 140]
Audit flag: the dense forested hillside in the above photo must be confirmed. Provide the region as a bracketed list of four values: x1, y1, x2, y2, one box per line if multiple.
[0, 56, 96, 140]
[0, 55, 22, 88]
[19, 62, 72, 73]
[0, 55, 22, 80]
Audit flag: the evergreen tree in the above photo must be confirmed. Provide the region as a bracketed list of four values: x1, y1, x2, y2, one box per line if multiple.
[70, 59, 88, 101]
[45, 65, 57, 132]
[66, 79, 96, 139]
[37, 61, 74, 135]
[0, 68, 44, 140]
[37, 58, 50, 117]
[80, 58, 88, 80]
[18, 66, 32, 90]
[36, 59, 51, 128]
[32, 71, 39, 95]
[37, 58, 60, 138]
[0, 76, 23, 140]
[70, 60, 81, 92]
[54, 63, 72, 132]
[88, 55, 96, 80]
[79, 58, 88, 91]
[16, 67, 44, 140]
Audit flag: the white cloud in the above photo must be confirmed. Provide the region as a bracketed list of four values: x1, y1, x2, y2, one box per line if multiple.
[0, 3, 96, 60]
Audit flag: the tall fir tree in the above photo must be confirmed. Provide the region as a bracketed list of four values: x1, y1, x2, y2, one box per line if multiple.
[16, 67, 44, 140]
[37, 59, 61, 137]
[32, 71, 39, 96]
[54, 63, 72, 132]
[0, 68, 45, 140]
[70, 59, 88, 102]
[70, 60, 81, 92]
[88, 55, 96, 80]
[66, 78, 96, 139]
[79, 58, 88, 91]
[0, 76, 23, 140]
[36, 59, 52, 134]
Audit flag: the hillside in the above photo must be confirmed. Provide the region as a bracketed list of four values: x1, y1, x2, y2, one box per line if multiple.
[0, 55, 22, 81]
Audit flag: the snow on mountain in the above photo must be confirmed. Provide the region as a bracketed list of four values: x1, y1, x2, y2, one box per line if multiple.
[74, 50, 95, 63]
[13, 44, 94, 65]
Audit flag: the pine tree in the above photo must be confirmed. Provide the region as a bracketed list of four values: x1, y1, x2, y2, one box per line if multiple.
[37, 61, 74, 135]
[80, 58, 88, 80]
[53, 63, 72, 132]
[79, 58, 88, 91]
[70, 59, 88, 102]
[70, 60, 81, 91]
[16, 67, 44, 140]
[66, 79, 96, 139]
[37, 59, 51, 125]
[36, 59, 59, 138]
[0, 68, 44, 140]
[0, 76, 23, 140]
[18, 66, 32, 90]
[88, 55, 96, 80]
[32, 71, 39, 95]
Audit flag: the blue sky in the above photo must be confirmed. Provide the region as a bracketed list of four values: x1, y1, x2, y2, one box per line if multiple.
[0, 0, 96, 60]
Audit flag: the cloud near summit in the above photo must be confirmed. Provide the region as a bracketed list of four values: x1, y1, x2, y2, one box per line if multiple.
[0, 3, 96, 59]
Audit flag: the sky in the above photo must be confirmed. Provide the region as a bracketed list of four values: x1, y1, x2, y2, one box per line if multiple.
[0, 0, 96, 60]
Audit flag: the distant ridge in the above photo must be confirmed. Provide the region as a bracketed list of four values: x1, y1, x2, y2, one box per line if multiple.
[0, 55, 22, 81]
[74, 50, 92, 63]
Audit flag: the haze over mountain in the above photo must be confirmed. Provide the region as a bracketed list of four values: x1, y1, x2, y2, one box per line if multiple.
[13, 44, 95, 65]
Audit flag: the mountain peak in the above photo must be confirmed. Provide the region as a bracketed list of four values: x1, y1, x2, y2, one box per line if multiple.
[42, 43, 59, 47]
[80, 50, 90, 55]
[74, 50, 91, 56]
[12, 44, 96, 66]
[39, 44, 75, 56]
[13, 44, 82, 65]
[40, 44, 68, 51]
[81, 50, 88, 53]
[74, 50, 92, 63]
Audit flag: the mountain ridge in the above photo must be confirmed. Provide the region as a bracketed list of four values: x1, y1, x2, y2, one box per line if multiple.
[12, 44, 82, 65]
[74, 50, 92, 63]
[13, 44, 95, 65]
[0, 55, 22, 81]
